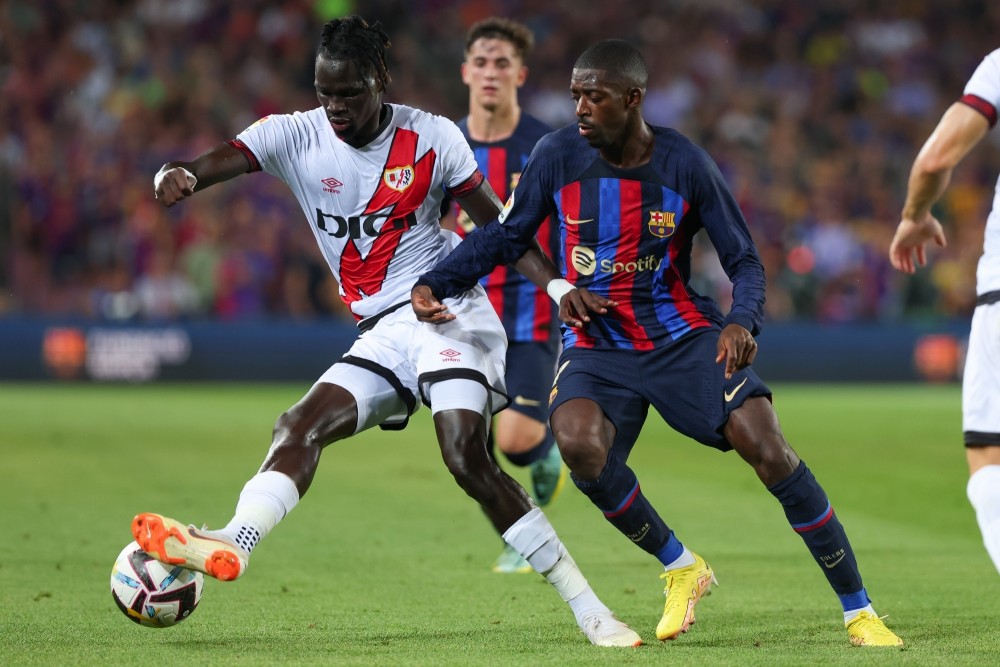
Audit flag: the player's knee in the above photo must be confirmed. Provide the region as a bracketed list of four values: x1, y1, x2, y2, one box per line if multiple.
[730, 431, 798, 485]
[549, 399, 611, 478]
[441, 440, 496, 501]
[550, 427, 606, 479]
[271, 410, 327, 453]
[726, 400, 794, 473]
[437, 413, 494, 494]
[755, 440, 798, 480]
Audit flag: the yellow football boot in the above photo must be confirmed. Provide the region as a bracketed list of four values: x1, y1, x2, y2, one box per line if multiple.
[846, 611, 903, 647]
[656, 552, 716, 640]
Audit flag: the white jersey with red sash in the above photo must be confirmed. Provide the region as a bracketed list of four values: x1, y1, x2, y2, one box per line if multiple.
[233, 104, 483, 321]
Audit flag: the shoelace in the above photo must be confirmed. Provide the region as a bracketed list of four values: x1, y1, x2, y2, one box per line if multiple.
[658, 568, 697, 595]
[851, 612, 895, 636]
[658, 571, 674, 597]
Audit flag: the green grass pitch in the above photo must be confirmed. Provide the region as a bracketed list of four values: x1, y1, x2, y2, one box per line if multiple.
[1, 382, 998, 666]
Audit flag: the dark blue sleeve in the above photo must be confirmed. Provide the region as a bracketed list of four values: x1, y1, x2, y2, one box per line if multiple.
[417, 138, 557, 300]
[416, 222, 530, 299]
[689, 146, 766, 335]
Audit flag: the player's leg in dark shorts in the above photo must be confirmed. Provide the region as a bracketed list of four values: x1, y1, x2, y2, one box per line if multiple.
[505, 341, 559, 423]
[638, 327, 772, 451]
[548, 347, 650, 460]
[549, 328, 771, 456]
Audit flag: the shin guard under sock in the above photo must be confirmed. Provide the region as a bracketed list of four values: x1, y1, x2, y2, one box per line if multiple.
[768, 461, 866, 606]
[572, 455, 682, 565]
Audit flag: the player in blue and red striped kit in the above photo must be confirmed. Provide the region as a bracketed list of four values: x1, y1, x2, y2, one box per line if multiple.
[445, 18, 567, 574]
[413, 38, 903, 646]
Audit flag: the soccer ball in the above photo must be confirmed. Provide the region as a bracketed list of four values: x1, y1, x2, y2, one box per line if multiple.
[110, 541, 204, 627]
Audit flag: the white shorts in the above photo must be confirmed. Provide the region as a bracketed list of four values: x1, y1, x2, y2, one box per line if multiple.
[963, 300, 1000, 445]
[316, 287, 509, 434]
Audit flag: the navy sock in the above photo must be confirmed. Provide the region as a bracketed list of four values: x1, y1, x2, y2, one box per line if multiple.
[768, 461, 867, 607]
[504, 431, 555, 467]
[573, 454, 682, 565]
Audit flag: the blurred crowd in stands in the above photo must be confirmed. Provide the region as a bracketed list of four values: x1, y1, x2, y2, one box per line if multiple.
[2, 0, 999, 325]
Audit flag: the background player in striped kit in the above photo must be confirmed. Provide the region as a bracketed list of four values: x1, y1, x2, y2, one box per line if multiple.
[444, 17, 567, 575]
[132, 17, 642, 648]
[889, 47, 1000, 576]
[413, 38, 903, 647]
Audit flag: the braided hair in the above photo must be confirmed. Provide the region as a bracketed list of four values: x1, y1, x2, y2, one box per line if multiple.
[318, 16, 392, 94]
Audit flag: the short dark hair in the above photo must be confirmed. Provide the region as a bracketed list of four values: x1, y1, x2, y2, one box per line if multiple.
[464, 17, 534, 61]
[318, 16, 392, 93]
[574, 39, 647, 90]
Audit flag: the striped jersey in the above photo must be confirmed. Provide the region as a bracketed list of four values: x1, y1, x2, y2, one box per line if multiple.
[452, 113, 559, 342]
[961, 47, 1000, 296]
[232, 104, 482, 322]
[418, 123, 766, 351]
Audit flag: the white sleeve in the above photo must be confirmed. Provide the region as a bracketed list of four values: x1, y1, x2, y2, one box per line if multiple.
[234, 114, 302, 183]
[434, 117, 479, 189]
[964, 49, 1000, 115]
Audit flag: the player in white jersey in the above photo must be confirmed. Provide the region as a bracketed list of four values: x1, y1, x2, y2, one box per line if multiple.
[132, 16, 641, 647]
[890, 47, 1000, 575]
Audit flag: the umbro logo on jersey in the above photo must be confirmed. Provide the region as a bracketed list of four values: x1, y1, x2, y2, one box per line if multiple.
[439, 348, 461, 362]
[321, 177, 343, 193]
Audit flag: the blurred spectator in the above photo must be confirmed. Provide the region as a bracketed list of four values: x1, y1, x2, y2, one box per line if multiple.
[2, 0, 999, 325]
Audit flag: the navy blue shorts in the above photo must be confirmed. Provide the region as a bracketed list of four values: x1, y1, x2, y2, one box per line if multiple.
[548, 328, 771, 454]
[504, 340, 559, 423]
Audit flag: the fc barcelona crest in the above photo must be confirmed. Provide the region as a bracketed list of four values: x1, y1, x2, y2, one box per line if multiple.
[648, 210, 676, 238]
[383, 165, 414, 192]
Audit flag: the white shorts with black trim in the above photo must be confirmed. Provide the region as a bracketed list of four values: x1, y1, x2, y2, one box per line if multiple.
[316, 285, 509, 434]
[964, 297, 1000, 446]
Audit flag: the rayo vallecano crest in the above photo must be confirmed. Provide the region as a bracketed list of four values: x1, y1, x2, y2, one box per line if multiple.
[383, 165, 414, 192]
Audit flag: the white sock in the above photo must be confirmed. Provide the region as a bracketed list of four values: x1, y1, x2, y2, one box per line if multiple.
[967, 465, 1000, 574]
[502, 508, 608, 619]
[221, 470, 300, 553]
[844, 604, 876, 624]
[663, 547, 695, 571]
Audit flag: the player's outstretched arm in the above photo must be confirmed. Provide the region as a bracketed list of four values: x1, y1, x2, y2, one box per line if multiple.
[416, 181, 546, 298]
[890, 102, 989, 273]
[455, 180, 564, 289]
[154, 143, 252, 207]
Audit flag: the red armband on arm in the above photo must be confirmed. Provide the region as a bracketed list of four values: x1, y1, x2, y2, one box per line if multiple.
[445, 170, 484, 199]
[226, 139, 262, 172]
[959, 94, 998, 128]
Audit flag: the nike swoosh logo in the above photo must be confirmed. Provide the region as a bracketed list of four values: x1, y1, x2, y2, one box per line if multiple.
[513, 396, 541, 407]
[823, 552, 846, 569]
[724, 377, 748, 402]
[564, 215, 593, 225]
